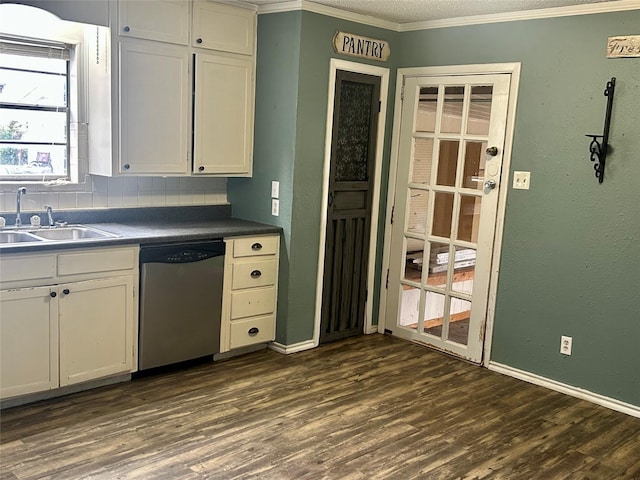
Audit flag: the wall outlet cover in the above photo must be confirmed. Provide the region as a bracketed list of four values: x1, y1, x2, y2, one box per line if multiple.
[271, 199, 279, 216]
[560, 335, 572, 355]
[271, 181, 279, 199]
[513, 171, 531, 190]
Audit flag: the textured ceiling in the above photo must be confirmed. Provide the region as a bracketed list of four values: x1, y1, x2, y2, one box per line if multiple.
[243, 0, 618, 24]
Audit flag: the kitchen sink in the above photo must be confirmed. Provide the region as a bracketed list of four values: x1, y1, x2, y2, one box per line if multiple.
[31, 226, 119, 241]
[0, 231, 43, 243]
[0, 225, 119, 244]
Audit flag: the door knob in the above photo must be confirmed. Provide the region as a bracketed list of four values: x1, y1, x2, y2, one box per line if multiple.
[486, 146, 499, 156]
[484, 179, 497, 190]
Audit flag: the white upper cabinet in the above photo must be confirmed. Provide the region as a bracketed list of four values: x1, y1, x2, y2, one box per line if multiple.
[119, 40, 190, 175]
[118, 0, 189, 45]
[88, 0, 256, 177]
[194, 53, 253, 176]
[192, 1, 255, 55]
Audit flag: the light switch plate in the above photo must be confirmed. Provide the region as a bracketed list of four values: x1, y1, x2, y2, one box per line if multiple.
[513, 171, 531, 190]
[271, 199, 279, 216]
[271, 181, 279, 199]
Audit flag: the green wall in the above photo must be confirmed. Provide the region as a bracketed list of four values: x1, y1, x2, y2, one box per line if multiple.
[231, 8, 639, 406]
[230, 11, 398, 345]
[397, 12, 640, 406]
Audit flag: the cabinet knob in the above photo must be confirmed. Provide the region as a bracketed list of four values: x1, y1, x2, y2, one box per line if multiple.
[198, 166, 205, 172]
[251, 242, 262, 251]
[63, 288, 70, 295]
[250, 270, 262, 278]
[248, 327, 259, 336]
[50, 291, 57, 298]
[123, 163, 130, 170]
[196, 38, 203, 44]
[123, 26, 130, 33]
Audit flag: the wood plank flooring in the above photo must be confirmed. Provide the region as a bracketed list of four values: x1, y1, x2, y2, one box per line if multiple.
[1, 334, 639, 479]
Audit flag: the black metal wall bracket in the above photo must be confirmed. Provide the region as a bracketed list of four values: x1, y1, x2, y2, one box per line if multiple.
[586, 77, 616, 183]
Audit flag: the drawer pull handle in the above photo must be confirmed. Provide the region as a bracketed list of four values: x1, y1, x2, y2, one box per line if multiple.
[251, 242, 262, 251]
[196, 38, 203, 44]
[248, 327, 260, 336]
[250, 270, 262, 278]
[50, 291, 57, 298]
[123, 26, 130, 33]
[63, 289, 70, 295]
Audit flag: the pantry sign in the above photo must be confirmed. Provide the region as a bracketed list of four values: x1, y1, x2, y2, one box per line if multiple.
[333, 31, 390, 62]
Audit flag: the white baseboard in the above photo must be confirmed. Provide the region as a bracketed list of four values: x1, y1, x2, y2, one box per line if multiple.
[269, 339, 317, 354]
[365, 324, 379, 334]
[489, 362, 640, 419]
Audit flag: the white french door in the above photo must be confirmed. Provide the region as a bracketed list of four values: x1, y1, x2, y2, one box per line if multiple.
[385, 73, 511, 363]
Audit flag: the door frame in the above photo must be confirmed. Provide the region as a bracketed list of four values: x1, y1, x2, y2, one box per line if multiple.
[313, 58, 390, 346]
[379, 63, 521, 366]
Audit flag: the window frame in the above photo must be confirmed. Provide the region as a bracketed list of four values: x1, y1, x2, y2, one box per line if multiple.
[0, 38, 72, 181]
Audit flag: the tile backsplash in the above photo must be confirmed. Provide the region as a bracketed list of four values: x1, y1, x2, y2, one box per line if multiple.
[0, 175, 228, 214]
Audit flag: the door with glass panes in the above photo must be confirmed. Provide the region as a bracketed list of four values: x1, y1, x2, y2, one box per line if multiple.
[385, 74, 510, 363]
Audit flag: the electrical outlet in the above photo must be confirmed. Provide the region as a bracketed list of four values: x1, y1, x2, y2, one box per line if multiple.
[271, 199, 279, 216]
[513, 171, 531, 190]
[271, 181, 279, 199]
[560, 335, 572, 355]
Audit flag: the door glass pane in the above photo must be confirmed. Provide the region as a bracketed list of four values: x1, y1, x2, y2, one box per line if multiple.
[436, 140, 458, 187]
[334, 80, 374, 181]
[432, 192, 454, 238]
[416, 87, 437, 133]
[400, 285, 421, 330]
[404, 237, 423, 283]
[423, 292, 445, 337]
[451, 247, 476, 295]
[448, 297, 471, 346]
[462, 141, 487, 190]
[407, 188, 428, 235]
[426, 241, 449, 287]
[467, 86, 492, 135]
[441, 86, 464, 134]
[411, 138, 433, 184]
[457, 195, 481, 243]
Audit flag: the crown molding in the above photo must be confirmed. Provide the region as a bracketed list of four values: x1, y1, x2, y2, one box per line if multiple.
[256, 0, 398, 30]
[255, 0, 640, 33]
[399, 0, 640, 31]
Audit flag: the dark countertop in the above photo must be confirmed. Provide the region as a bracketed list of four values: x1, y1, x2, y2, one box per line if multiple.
[0, 206, 282, 254]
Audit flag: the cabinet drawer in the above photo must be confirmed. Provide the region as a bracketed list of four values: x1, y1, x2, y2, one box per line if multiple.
[58, 248, 137, 276]
[232, 259, 277, 290]
[230, 286, 275, 319]
[229, 315, 274, 349]
[233, 236, 278, 258]
[0, 254, 56, 284]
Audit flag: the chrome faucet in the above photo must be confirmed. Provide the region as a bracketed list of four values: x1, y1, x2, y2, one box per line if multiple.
[45, 205, 55, 227]
[15, 187, 27, 227]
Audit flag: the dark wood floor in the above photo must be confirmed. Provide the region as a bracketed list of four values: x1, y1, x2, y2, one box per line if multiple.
[1, 334, 639, 480]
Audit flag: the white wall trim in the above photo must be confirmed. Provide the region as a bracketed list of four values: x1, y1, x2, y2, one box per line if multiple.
[269, 339, 316, 354]
[256, 0, 398, 30]
[312, 59, 389, 347]
[489, 362, 640, 419]
[377, 62, 521, 366]
[399, 0, 640, 31]
[255, 0, 640, 32]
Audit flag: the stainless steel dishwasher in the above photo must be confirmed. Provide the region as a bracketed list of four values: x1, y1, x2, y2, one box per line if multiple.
[138, 240, 225, 370]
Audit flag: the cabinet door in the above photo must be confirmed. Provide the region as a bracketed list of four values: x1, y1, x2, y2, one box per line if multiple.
[118, 0, 189, 45]
[192, 1, 255, 55]
[119, 40, 190, 175]
[0, 287, 58, 399]
[59, 276, 135, 387]
[193, 53, 254, 176]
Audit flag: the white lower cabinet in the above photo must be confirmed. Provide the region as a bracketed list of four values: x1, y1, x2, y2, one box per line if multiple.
[0, 287, 58, 399]
[59, 276, 135, 387]
[0, 246, 138, 401]
[221, 235, 279, 352]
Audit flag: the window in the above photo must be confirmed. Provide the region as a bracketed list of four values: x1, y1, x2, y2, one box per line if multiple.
[0, 38, 71, 180]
